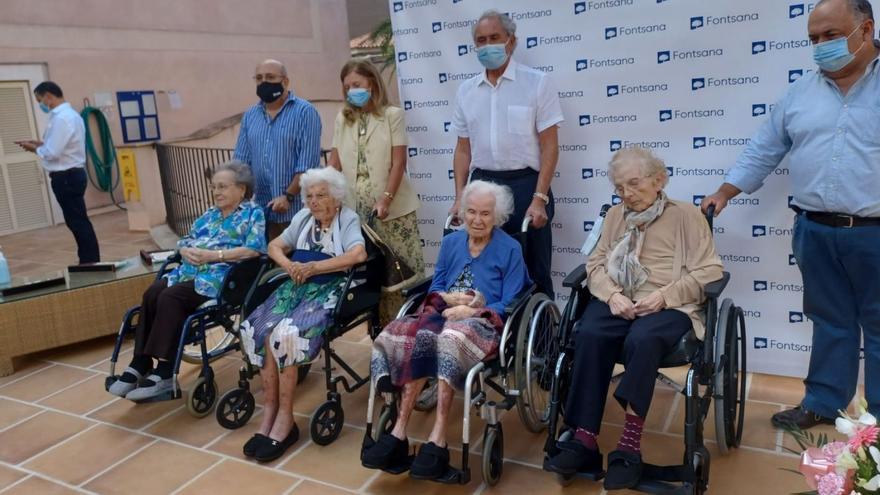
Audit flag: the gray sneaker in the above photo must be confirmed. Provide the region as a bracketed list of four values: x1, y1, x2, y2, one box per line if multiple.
[125, 374, 174, 402]
[107, 367, 144, 397]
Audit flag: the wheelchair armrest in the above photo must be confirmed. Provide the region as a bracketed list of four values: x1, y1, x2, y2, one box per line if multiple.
[562, 264, 587, 289]
[401, 276, 433, 297]
[217, 255, 270, 307]
[154, 251, 182, 280]
[704, 272, 730, 299]
[505, 284, 535, 315]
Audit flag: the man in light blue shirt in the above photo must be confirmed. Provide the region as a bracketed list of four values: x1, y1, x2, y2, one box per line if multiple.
[234, 59, 322, 240]
[702, 0, 880, 429]
[17, 81, 99, 264]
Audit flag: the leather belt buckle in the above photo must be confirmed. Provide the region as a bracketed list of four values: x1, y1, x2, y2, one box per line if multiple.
[837, 214, 854, 228]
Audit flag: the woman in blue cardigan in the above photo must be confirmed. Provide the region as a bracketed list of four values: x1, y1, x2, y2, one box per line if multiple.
[362, 180, 531, 480]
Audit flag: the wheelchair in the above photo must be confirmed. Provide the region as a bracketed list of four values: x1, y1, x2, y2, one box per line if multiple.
[214, 229, 386, 447]
[542, 205, 747, 494]
[104, 252, 268, 417]
[360, 215, 564, 486]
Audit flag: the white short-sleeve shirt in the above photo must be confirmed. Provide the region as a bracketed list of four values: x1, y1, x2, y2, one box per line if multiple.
[451, 59, 564, 172]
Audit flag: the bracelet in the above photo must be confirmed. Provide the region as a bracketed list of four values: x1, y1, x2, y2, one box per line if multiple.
[533, 192, 550, 204]
[217, 250, 224, 261]
[383, 191, 394, 200]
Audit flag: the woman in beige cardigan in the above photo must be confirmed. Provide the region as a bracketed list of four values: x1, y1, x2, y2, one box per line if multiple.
[544, 147, 723, 491]
[328, 60, 424, 325]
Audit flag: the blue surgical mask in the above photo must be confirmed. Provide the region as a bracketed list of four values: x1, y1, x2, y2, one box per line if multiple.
[346, 88, 371, 108]
[476, 41, 510, 70]
[813, 24, 865, 72]
[39, 102, 50, 113]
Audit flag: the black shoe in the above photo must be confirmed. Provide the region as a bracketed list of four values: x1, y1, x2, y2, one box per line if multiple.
[243, 433, 269, 458]
[771, 405, 836, 430]
[362, 433, 410, 470]
[254, 423, 300, 463]
[604, 450, 642, 490]
[409, 442, 450, 480]
[543, 440, 603, 476]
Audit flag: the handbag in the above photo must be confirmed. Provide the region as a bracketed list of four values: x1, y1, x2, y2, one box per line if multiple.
[361, 221, 420, 292]
[289, 249, 345, 284]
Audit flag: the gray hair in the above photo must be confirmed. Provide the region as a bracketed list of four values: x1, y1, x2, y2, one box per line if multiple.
[213, 160, 254, 199]
[459, 180, 515, 225]
[300, 167, 347, 203]
[256, 58, 288, 77]
[608, 147, 670, 189]
[472, 9, 517, 40]
[816, 0, 874, 22]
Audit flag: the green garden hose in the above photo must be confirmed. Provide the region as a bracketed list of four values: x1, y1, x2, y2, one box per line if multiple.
[80, 106, 125, 209]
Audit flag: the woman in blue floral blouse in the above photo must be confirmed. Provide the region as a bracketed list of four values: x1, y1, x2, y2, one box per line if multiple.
[109, 161, 266, 401]
[239, 166, 367, 463]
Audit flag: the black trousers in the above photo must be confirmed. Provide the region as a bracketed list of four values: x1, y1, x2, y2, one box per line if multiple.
[564, 300, 691, 433]
[49, 168, 100, 264]
[134, 279, 209, 362]
[470, 168, 555, 299]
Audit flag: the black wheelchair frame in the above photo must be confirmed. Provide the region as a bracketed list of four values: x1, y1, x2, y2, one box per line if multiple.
[542, 206, 748, 494]
[104, 253, 268, 417]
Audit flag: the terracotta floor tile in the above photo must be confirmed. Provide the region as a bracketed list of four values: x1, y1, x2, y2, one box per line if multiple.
[0, 411, 92, 464]
[145, 407, 228, 448]
[281, 426, 373, 489]
[748, 373, 805, 406]
[39, 375, 117, 415]
[24, 424, 153, 485]
[704, 444, 808, 495]
[178, 460, 298, 495]
[84, 440, 219, 495]
[88, 395, 183, 430]
[498, 410, 549, 466]
[0, 364, 96, 402]
[667, 398, 781, 451]
[289, 480, 354, 494]
[89, 347, 133, 373]
[36, 335, 119, 369]
[1, 476, 80, 494]
[482, 461, 604, 494]
[0, 360, 52, 387]
[0, 398, 43, 430]
[205, 410, 265, 460]
[0, 464, 28, 489]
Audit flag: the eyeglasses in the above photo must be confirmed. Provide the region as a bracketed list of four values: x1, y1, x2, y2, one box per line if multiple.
[253, 73, 285, 83]
[613, 176, 652, 195]
[210, 183, 234, 191]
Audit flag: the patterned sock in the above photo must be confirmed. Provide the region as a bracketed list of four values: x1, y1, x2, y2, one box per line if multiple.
[574, 427, 599, 451]
[617, 413, 645, 454]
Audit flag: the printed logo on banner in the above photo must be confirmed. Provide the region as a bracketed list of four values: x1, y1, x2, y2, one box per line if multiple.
[528, 34, 583, 50]
[438, 71, 481, 83]
[752, 39, 810, 55]
[432, 21, 442, 33]
[584, 221, 595, 231]
[392, 0, 439, 13]
[610, 140, 622, 151]
[658, 108, 729, 123]
[574, 0, 636, 14]
[789, 254, 797, 265]
[403, 99, 449, 111]
[753, 336, 812, 352]
[689, 12, 760, 30]
[666, 166, 674, 176]
[659, 109, 672, 122]
[752, 224, 793, 237]
[754, 337, 768, 349]
[752, 104, 767, 116]
[458, 44, 472, 56]
[610, 139, 671, 151]
[408, 147, 418, 157]
[582, 168, 595, 179]
[789, 69, 812, 83]
[399, 76, 424, 85]
[448, 170, 455, 179]
[611, 195, 622, 205]
[754, 280, 802, 292]
[444, 122, 451, 132]
[393, 1, 403, 12]
[693, 136, 751, 149]
[580, 112, 637, 126]
[580, 115, 591, 126]
[789, 311, 807, 323]
[605, 23, 667, 40]
[789, 3, 814, 18]
[656, 48, 724, 64]
[398, 50, 442, 62]
[691, 75, 760, 91]
[606, 82, 668, 97]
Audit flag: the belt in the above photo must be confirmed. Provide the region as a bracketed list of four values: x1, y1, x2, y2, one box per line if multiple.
[472, 167, 538, 180]
[792, 205, 880, 228]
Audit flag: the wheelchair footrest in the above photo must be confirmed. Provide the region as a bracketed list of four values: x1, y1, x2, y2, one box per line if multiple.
[128, 388, 181, 404]
[628, 463, 696, 494]
[427, 466, 469, 485]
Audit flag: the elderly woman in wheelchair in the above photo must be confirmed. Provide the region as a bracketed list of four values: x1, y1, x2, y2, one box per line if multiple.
[361, 180, 530, 480]
[237, 166, 368, 462]
[108, 161, 266, 401]
[543, 148, 723, 491]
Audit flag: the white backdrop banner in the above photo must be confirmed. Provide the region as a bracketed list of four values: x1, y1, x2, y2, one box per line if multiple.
[388, 0, 874, 378]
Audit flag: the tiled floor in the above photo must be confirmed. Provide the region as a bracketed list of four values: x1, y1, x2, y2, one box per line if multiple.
[0, 326, 828, 495]
[1, 209, 158, 279]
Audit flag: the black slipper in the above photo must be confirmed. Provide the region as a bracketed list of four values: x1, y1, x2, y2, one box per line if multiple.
[243, 433, 269, 458]
[604, 449, 642, 490]
[543, 440, 603, 476]
[409, 442, 450, 480]
[362, 433, 410, 471]
[254, 423, 300, 463]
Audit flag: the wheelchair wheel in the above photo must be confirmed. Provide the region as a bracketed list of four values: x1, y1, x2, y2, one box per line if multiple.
[297, 363, 312, 385]
[182, 325, 236, 364]
[481, 425, 504, 486]
[310, 400, 344, 446]
[186, 376, 218, 417]
[375, 404, 397, 440]
[515, 293, 561, 433]
[414, 378, 438, 412]
[713, 299, 747, 454]
[216, 388, 255, 429]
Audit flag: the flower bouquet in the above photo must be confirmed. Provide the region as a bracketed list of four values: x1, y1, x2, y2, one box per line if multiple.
[787, 399, 880, 495]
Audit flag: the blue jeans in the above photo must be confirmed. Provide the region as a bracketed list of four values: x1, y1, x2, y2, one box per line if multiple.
[793, 213, 880, 417]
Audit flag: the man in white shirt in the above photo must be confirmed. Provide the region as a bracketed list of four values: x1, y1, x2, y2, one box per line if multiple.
[450, 10, 564, 298]
[17, 81, 99, 263]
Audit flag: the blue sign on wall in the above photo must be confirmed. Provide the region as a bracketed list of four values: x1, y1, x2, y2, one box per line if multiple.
[116, 90, 161, 143]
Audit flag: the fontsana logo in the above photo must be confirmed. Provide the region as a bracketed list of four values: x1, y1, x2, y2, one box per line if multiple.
[788, 311, 811, 323]
[604, 23, 667, 40]
[438, 71, 481, 84]
[554, 195, 591, 206]
[690, 75, 760, 91]
[789, 3, 815, 18]
[659, 108, 725, 122]
[609, 139, 670, 152]
[552, 244, 584, 254]
[672, 167, 725, 177]
[558, 89, 585, 99]
[417, 194, 456, 203]
[581, 168, 611, 179]
[578, 113, 637, 126]
[399, 77, 424, 86]
[753, 280, 803, 292]
[753, 336, 812, 353]
[392, 0, 437, 13]
[392, 27, 419, 36]
[751, 224, 794, 237]
[751, 39, 811, 55]
[575, 57, 636, 71]
[574, 0, 634, 14]
[789, 254, 797, 266]
[405, 125, 428, 134]
[408, 171, 432, 179]
[692, 136, 752, 149]
[689, 12, 759, 30]
[559, 143, 589, 153]
[432, 18, 477, 33]
[693, 195, 759, 207]
[397, 50, 442, 63]
[751, 103, 776, 116]
[657, 48, 723, 64]
[457, 44, 474, 56]
[407, 147, 454, 158]
[788, 69, 814, 83]
[606, 83, 668, 97]
[583, 221, 595, 231]
[403, 99, 449, 111]
[717, 252, 761, 264]
[526, 34, 582, 49]
[506, 9, 553, 21]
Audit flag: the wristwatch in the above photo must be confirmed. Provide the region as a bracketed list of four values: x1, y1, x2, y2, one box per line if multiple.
[285, 192, 296, 202]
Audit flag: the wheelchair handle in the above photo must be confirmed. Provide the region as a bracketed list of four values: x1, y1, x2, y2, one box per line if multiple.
[705, 204, 716, 230]
[521, 215, 533, 233]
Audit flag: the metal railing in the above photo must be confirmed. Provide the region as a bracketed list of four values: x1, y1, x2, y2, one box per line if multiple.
[156, 144, 330, 236]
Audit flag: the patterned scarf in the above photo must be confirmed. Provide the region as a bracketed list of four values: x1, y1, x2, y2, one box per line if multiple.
[606, 192, 667, 299]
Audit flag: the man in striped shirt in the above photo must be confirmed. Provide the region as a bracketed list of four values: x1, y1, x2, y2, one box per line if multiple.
[234, 59, 322, 239]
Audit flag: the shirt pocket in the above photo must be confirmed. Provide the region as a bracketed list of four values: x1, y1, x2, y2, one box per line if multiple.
[507, 105, 535, 135]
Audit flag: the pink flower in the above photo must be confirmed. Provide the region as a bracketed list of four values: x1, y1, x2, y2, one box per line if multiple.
[846, 424, 879, 450]
[822, 442, 849, 461]
[817, 472, 846, 495]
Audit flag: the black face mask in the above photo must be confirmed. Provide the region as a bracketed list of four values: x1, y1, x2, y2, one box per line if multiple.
[256, 82, 285, 103]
